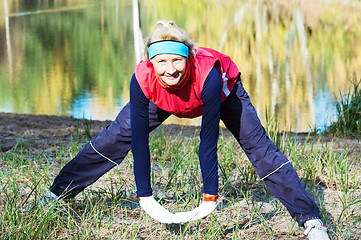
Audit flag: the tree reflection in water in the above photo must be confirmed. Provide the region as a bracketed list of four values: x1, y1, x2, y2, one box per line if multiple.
[0, 0, 360, 132]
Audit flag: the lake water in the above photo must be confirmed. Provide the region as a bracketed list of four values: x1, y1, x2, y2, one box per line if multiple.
[1, 0, 360, 132]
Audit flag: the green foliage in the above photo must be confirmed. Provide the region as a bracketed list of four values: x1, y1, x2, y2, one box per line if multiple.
[325, 79, 361, 138]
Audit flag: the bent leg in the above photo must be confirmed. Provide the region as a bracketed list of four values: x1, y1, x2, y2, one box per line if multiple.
[50, 102, 170, 199]
[221, 79, 320, 226]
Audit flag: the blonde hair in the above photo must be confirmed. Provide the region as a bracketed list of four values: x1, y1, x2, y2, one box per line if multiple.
[144, 20, 197, 60]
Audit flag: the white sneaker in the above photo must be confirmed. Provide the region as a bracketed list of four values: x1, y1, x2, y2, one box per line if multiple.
[304, 219, 330, 240]
[24, 190, 59, 211]
[40, 190, 59, 205]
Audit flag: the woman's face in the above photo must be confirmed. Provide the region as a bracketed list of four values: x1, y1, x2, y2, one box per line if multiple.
[150, 54, 187, 86]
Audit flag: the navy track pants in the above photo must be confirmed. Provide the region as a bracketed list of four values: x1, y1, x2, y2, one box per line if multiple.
[50, 78, 320, 226]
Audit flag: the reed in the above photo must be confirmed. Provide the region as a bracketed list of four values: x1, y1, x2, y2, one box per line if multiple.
[325, 79, 361, 139]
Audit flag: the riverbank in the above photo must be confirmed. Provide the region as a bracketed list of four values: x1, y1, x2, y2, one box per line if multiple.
[1, 112, 359, 154]
[0, 112, 208, 154]
[0, 112, 360, 239]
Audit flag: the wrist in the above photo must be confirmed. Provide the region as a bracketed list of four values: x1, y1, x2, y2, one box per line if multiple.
[203, 193, 218, 202]
[139, 195, 153, 200]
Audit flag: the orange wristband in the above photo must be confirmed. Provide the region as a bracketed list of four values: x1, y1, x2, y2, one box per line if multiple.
[203, 193, 218, 202]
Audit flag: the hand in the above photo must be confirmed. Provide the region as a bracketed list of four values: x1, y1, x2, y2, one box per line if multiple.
[139, 196, 175, 224]
[173, 193, 218, 223]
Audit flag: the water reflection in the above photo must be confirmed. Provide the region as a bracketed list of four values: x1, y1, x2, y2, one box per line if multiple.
[0, 0, 360, 132]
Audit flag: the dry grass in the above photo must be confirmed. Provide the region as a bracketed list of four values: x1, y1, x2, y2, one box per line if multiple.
[0, 119, 360, 239]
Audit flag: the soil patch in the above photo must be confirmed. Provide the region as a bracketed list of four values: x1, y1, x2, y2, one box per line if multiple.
[1, 112, 359, 155]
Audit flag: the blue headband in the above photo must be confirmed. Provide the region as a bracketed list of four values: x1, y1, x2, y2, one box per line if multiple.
[148, 41, 189, 59]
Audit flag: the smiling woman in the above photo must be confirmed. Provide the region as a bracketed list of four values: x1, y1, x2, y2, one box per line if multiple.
[151, 54, 188, 87]
[145, 21, 194, 88]
[42, 19, 330, 239]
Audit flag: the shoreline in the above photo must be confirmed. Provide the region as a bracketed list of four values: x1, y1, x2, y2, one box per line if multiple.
[0, 112, 205, 153]
[0, 112, 358, 154]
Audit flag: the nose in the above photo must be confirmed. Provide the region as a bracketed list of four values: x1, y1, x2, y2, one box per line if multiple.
[165, 62, 177, 75]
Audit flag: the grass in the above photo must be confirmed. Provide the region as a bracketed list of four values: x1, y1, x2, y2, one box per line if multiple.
[0, 120, 360, 240]
[324, 78, 361, 139]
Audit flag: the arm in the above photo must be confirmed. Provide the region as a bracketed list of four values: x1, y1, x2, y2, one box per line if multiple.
[172, 68, 222, 223]
[130, 74, 152, 196]
[130, 74, 176, 223]
[199, 67, 222, 195]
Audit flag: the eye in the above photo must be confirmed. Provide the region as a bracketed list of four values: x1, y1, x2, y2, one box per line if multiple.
[174, 58, 184, 62]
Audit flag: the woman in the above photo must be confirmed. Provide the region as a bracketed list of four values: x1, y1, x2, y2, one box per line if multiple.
[46, 20, 329, 239]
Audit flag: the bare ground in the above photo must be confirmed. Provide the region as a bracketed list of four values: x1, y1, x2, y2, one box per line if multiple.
[0, 112, 360, 239]
[1, 112, 359, 159]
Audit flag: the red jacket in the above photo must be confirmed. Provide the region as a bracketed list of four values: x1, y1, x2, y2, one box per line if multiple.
[135, 47, 239, 118]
